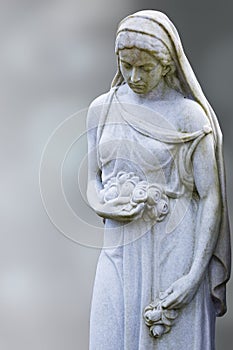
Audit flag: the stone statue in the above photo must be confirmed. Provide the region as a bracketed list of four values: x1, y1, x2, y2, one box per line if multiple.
[86, 10, 231, 349]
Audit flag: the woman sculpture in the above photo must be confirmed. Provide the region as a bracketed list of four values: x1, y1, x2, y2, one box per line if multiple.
[86, 10, 231, 350]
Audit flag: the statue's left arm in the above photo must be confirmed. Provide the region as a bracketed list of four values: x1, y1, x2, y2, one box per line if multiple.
[161, 130, 221, 310]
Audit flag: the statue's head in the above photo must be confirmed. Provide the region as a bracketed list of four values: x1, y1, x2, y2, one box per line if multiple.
[113, 10, 182, 93]
[113, 10, 187, 93]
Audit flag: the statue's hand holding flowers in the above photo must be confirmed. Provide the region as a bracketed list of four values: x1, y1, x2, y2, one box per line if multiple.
[99, 171, 169, 222]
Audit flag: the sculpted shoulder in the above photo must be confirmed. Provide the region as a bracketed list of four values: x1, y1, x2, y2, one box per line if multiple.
[87, 90, 113, 129]
[115, 85, 211, 133]
[178, 98, 211, 133]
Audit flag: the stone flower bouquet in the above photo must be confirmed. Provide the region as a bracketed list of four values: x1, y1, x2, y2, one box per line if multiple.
[143, 299, 178, 338]
[99, 171, 169, 222]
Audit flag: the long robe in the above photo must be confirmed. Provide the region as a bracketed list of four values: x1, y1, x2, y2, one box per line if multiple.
[89, 90, 216, 350]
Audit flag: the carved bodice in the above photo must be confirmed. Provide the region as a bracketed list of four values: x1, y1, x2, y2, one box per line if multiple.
[98, 92, 212, 198]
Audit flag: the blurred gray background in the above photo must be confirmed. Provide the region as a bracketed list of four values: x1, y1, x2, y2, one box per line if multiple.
[0, 0, 232, 349]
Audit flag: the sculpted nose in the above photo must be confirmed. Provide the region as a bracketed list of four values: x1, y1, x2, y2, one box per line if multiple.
[130, 67, 141, 83]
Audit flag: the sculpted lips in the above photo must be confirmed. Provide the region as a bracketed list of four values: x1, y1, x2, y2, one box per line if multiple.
[129, 83, 146, 91]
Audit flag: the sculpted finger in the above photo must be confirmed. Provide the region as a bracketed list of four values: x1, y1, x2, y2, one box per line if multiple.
[167, 299, 182, 309]
[127, 203, 145, 217]
[122, 203, 144, 215]
[161, 293, 178, 309]
[168, 292, 191, 309]
[159, 287, 173, 300]
[134, 203, 145, 213]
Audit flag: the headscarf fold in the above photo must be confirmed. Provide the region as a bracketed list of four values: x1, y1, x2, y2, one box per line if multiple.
[112, 10, 231, 316]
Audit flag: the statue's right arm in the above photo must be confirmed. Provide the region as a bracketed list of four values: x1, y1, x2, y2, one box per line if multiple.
[86, 95, 108, 215]
[86, 95, 145, 221]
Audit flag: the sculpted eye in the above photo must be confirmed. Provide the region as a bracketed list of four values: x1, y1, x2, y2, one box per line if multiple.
[142, 65, 154, 72]
[121, 61, 132, 69]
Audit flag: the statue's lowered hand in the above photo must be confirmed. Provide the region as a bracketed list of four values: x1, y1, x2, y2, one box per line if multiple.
[160, 274, 200, 310]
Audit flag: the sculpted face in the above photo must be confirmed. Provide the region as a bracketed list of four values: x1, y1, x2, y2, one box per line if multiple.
[119, 48, 164, 95]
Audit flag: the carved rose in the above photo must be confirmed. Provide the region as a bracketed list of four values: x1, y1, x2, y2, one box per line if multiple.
[143, 299, 178, 339]
[151, 324, 166, 338]
[119, 180, 137, 197]
[157, 198, 169, 215]
[144, 309, 161, 323]
[131, 183, 148, 203]
[143, 191, 169, 222]
[147, 185, 162, 205]
[100, 172, 140, 203]
[103, 184, 118, 202]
